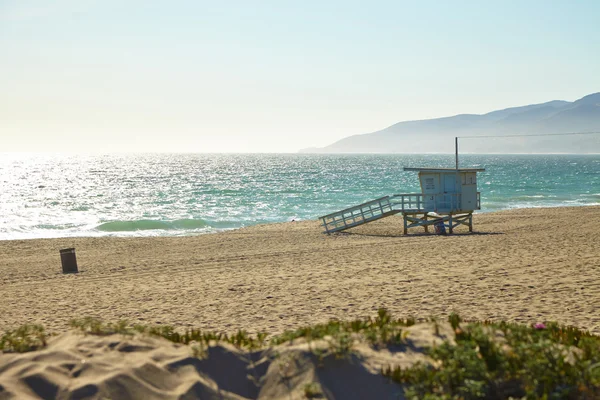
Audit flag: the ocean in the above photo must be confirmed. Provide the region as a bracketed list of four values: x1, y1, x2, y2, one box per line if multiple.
[1, 153, 599, 240]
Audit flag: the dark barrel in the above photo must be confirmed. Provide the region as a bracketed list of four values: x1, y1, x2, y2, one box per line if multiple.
[60, 248, 78, 273]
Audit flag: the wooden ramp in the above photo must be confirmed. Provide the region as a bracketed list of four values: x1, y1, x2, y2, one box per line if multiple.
[320, 196, 401, 234]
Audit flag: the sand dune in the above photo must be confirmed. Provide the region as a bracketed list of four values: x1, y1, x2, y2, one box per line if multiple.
[0, 321, 458, 399]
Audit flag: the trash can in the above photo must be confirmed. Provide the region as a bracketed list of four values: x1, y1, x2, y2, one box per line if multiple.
[60, 248, 78, 273]
[434, 220, 446, 235]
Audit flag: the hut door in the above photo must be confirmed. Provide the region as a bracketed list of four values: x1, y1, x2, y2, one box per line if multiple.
[420, 174, 439, 211]
[443, 174, 457, 211]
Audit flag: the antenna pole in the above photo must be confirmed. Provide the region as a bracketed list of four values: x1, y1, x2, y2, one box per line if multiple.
[455, 137, 459, 170]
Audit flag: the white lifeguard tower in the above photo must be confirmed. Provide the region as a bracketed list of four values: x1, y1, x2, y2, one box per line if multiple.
[319, 141, 485, 234]
[394, 167, 484, 234]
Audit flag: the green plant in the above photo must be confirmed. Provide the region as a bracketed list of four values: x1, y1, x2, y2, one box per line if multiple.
[429, 316, 441, 336]
[191, 343, 207, 359]
[328, 331, 354, 358]
[448, 312, 462, 330]
[69, 318, 132, 335]
[1, 309, 598, 400]
[0, 325, 47, 353]
[383, 317, 600, 399]
[303, 382, 323, 398]
[271, 308, 411, 349]
[68, 319, 274, 354]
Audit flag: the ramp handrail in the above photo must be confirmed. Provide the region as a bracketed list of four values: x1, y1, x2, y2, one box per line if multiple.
[320, 196, 397, 233]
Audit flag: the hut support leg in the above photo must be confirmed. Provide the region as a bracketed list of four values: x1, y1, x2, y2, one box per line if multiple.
[469, 213, 473, 232]
[403, 213, 408, 235]
[423, 214, 428, 233]
[449, 214, 453, 234]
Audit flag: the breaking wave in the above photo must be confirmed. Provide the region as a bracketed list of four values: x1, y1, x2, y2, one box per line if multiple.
[96, 219, 210, 232]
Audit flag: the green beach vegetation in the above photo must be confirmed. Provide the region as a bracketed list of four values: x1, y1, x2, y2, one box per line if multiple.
[1, 310, 599, 399]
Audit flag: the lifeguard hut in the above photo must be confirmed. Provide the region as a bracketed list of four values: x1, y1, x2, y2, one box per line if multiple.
[319, 147, 485, 234]
[394, 167, 484, 234]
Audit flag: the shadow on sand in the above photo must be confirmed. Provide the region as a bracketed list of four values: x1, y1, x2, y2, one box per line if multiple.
[336, 231, 504, 238]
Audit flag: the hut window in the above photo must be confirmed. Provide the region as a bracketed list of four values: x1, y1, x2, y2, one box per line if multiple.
[425, 178, 435, 190]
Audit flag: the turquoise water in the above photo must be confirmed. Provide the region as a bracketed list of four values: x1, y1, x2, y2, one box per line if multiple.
[1, 153, 599, 240]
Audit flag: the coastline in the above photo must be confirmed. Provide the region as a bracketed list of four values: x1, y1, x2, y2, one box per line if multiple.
[2, 202, 600, 242]
[3, 153, 599, 241]
[1, 205, 599, 336]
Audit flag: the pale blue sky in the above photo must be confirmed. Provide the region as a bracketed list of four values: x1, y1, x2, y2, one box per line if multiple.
[1, 0, 599, 152]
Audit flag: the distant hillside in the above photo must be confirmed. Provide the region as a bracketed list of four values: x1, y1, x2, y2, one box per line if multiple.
[301, 93, 600, 153]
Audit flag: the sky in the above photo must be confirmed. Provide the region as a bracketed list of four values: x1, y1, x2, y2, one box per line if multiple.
[1, 0, 599, 153]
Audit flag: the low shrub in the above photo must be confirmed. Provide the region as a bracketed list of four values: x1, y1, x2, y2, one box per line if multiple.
[0, 325, 47, 353]
[383, 315, 600, 399]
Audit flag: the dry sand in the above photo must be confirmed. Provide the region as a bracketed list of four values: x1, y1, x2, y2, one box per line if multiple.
[1, 206, 599, 336]
[1, 206, 599, 399]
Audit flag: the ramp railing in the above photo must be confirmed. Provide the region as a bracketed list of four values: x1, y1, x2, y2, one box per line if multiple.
[319, 196, 399, 234]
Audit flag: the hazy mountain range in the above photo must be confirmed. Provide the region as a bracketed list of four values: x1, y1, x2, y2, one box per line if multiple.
[300, 92, 600, 154]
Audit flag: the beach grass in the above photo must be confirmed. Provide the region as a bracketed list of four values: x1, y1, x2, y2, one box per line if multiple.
[2, 310, 599, 399]
[383, 318, 600, 399]
[0, 324, 47, 353]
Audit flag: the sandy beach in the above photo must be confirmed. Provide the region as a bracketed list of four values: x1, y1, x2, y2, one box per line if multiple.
[1, 206, 600, 399]
[1, 206, 599, 335]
